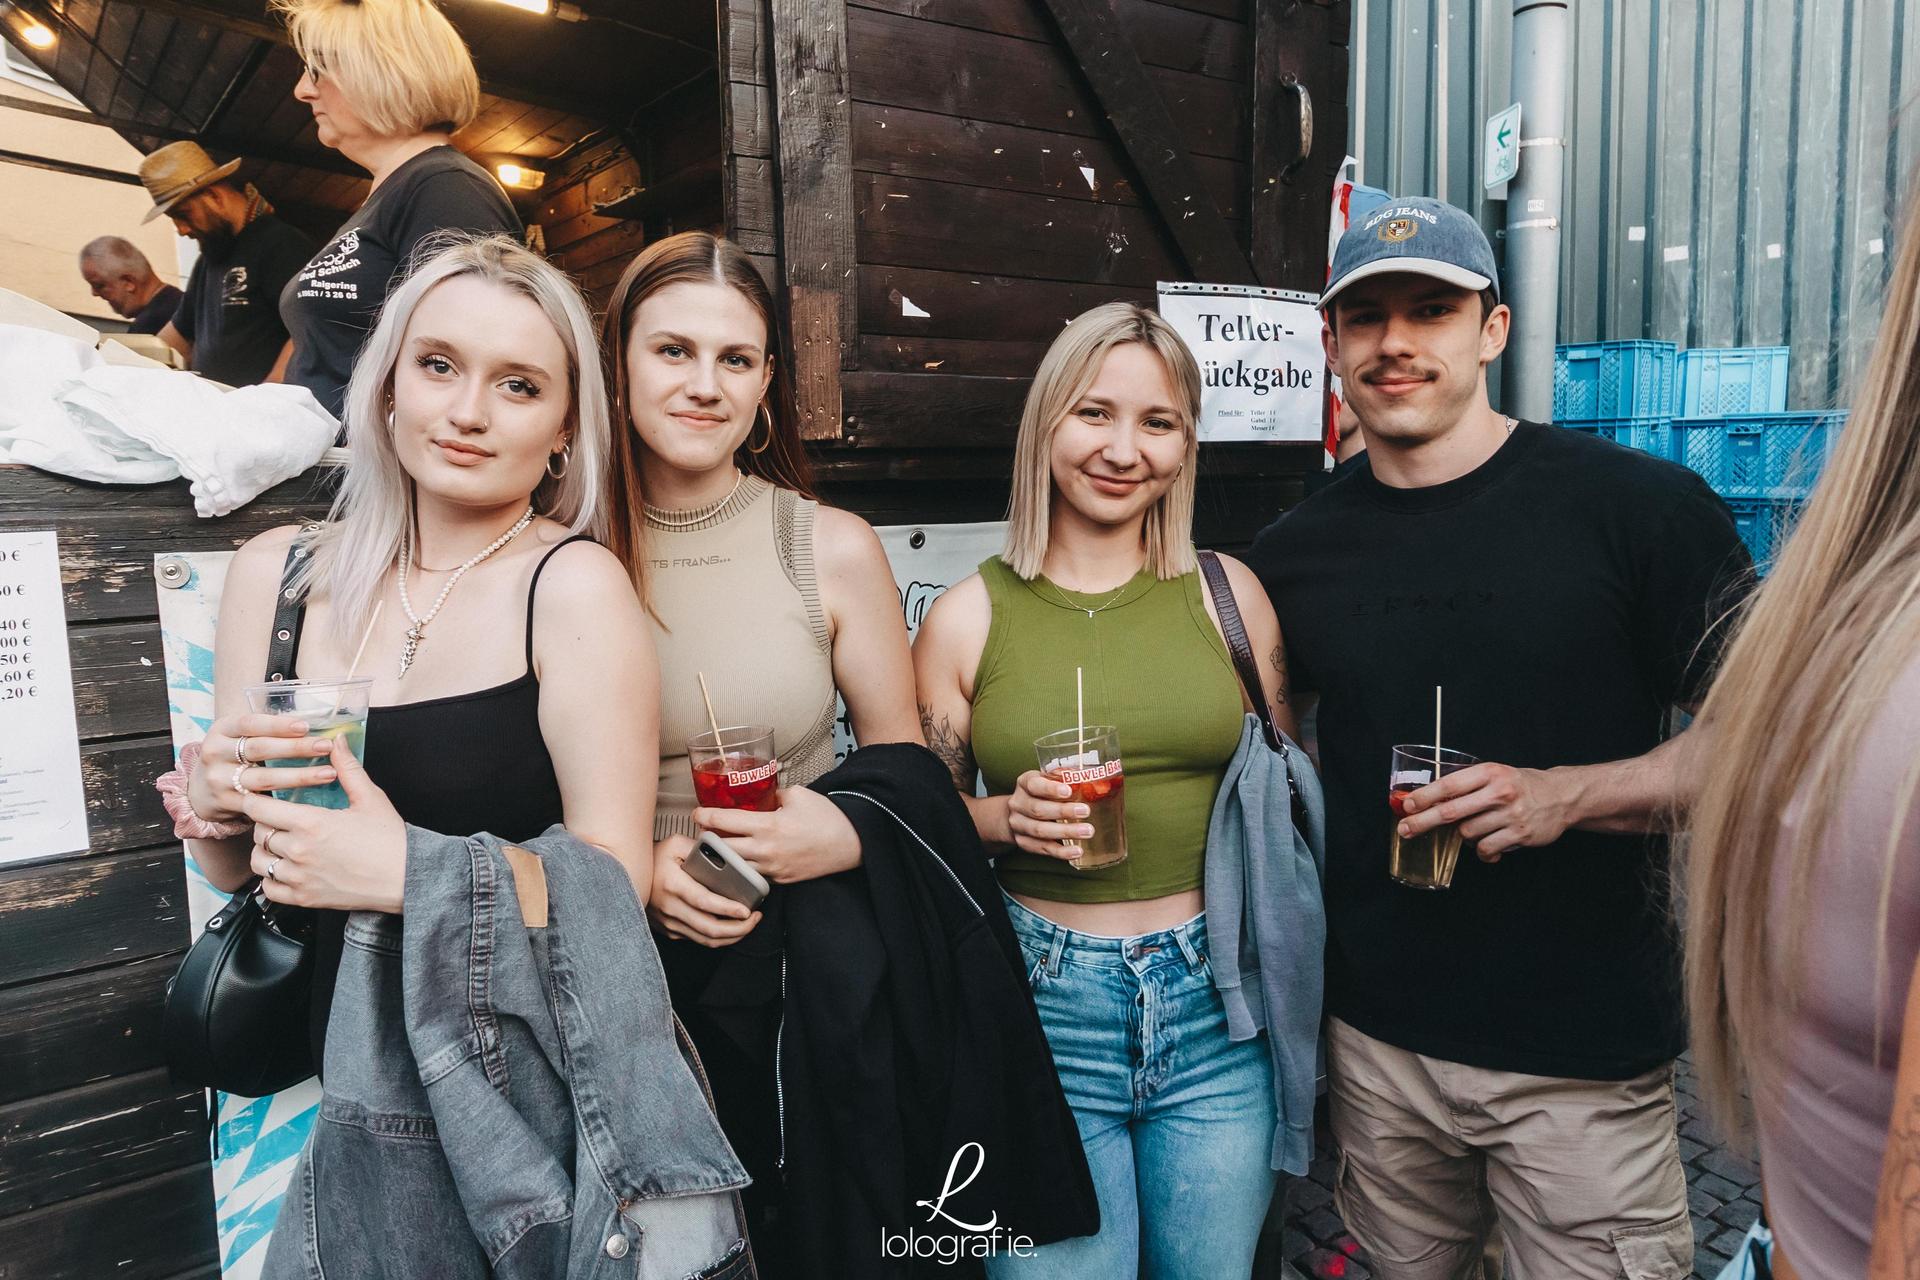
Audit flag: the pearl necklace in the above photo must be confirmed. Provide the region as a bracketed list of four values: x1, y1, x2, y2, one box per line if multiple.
[396, 506, 535, 678]
[645, 473, 746, 528]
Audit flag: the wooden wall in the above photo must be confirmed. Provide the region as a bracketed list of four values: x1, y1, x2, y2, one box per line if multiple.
[722, 0, 1342, 541]
[0, 467, 333, 1280]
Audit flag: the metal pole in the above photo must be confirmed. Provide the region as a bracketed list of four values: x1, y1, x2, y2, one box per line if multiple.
[1501, 0, 1570, 421]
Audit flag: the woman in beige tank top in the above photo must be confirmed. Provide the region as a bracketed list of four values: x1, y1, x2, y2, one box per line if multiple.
[598, 232, 921, 1253]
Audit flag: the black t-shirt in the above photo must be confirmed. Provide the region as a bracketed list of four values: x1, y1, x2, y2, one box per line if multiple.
[280, 146, 521, 419]
[173, 217, 312, 386]
[129, 283, 183, 335]
[1247, 422, 1751, 1080]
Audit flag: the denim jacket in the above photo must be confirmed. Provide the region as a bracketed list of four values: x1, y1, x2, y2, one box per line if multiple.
[263, 825, 753, 1280]
[1204, 714, 1328, 1176]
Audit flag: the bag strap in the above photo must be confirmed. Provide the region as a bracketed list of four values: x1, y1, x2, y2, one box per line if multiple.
[263, 525, 318, 684]
[1198, 550, 1282, 752]
[247, 525, 323, 909]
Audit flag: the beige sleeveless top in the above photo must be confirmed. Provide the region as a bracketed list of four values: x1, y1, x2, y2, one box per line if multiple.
[647, 475, 837, 839]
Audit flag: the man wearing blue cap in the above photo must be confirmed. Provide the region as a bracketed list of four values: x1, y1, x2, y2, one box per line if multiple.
[1246, 197, 1750, 1278]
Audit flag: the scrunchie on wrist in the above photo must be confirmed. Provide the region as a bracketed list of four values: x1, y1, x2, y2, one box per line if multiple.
[155, 741, 250, 840]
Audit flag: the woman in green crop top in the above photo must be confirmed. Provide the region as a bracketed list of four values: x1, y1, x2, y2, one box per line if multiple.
[914, 303, 1293, 1278]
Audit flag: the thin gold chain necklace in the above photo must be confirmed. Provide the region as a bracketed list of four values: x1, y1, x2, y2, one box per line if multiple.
[1038, 572, 1145, 620]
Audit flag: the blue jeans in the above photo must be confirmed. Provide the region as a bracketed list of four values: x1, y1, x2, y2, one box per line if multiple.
[990, 893, 1278, 1280]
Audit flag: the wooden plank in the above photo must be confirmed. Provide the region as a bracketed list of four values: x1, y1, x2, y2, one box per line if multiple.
[0, 956, 176, 1106]
[728, 81, 772, 157]
[854, 171, 1188, 289]
[851, 101, 1246, 219]
[732, 157, 775, 237]
[0, 1162, 216, 1280]
[1034, 0, 1253, 283]
[851, 0, 1250, 82]
[548, 218, 651, 278]
[770, 0, 859, 438]
[842, 371, 1028, 447]
[858, 263, 1150, 340]
[723, 0, 770, 86]
[0, 493, 335, 627]
[1247, 0, 1348, 292]
[69, 621, 168, 741]
[0, 845, 192, 989]
[80, 737, 175, 857]
[846, 6, 1245, 161]
[0, 1069, 207, 1219]
[857, 334, 1052, 377]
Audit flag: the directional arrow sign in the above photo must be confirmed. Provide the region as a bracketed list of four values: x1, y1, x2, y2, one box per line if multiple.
[1485, 102, 1522, 190]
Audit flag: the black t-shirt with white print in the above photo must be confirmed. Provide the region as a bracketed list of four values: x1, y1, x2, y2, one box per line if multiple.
[279, 146, 520, 420]
[173, 216, 312, 386]
[1247, 422, 1752, 1081]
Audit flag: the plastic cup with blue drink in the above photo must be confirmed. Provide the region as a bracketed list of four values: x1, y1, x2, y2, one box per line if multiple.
[244, 679, 373, 808]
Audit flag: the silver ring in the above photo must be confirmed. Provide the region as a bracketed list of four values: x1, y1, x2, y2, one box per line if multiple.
[266, 856, 283, 881]
[234, 735, 250, 765]
[233, 764, 253, 795]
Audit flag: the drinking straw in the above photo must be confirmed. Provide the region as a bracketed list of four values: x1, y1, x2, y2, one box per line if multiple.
[329, 601, 382, 716]
[696, 671, 726, 755]
[1433, 685, 1443, 779]
[1076, 666, 1085, 763]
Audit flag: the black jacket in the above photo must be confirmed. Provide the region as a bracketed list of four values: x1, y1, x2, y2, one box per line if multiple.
[780, 743, 1099, 1273]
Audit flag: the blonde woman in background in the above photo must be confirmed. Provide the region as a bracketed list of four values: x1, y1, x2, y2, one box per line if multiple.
[273, 0, 522, 420]
[1687, 193, 1920, 1280]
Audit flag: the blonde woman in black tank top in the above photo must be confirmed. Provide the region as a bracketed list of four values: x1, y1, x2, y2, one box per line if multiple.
[175, 238, 656, 1003]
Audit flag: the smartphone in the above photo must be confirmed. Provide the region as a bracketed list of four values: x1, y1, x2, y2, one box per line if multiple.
[685, 831, 770, 910]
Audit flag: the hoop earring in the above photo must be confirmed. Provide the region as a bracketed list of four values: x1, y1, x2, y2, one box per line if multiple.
[748, 402, 774, 455]
[546, 444, 571, 479]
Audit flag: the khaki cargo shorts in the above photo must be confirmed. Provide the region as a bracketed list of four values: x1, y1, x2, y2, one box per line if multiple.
[1326, 1017, 1692, 1280]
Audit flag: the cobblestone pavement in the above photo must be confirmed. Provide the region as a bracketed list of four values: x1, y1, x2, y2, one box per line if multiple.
[1268, 1055, 1760, 1280]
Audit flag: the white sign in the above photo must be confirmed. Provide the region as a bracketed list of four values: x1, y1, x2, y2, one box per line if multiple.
[833, 520, 1007, 760]
[1156, 282, 1324, 443]
[1485, 102, 1521, 189]
[0, 531, 89, 863]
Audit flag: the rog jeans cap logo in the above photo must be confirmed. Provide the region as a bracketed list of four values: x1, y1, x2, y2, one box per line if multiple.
[1379, 218, 1417, 243]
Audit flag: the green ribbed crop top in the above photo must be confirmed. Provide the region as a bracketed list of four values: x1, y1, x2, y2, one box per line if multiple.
[970, 556, 1244, 904]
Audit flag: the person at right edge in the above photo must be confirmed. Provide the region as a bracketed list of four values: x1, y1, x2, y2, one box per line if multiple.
[1246, 196, 1752, 1280]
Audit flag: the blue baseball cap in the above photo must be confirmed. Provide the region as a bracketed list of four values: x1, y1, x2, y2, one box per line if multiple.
[1320, 196, 1500, 311]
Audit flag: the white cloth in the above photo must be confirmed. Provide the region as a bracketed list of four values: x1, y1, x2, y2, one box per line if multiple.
[0, 323, 338, 517]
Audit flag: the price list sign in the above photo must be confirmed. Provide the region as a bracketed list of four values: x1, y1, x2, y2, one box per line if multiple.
[0, 532, 89, 864]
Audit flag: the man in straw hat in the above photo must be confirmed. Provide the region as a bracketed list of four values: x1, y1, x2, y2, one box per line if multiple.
[1247, 196, 1752, 1278]
[140, 141, 312, 389]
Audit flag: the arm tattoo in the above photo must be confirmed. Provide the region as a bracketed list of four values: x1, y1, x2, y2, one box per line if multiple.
[919, 703, 978, 793]
[1268, 643, 1290, 706]
[1873, 1094, 1920, 1275]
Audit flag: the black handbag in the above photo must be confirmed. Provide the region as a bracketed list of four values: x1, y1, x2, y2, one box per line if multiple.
[162, 538, 319, 1098]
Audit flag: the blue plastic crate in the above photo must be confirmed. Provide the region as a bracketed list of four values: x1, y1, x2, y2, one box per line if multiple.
[1671, 411, 1844, 499]
[1726, 498, 1804, 573]
[1564, 418, 1673, 457]
[1554, 341, 1678, 420]
[1677, 347, 1791, 416]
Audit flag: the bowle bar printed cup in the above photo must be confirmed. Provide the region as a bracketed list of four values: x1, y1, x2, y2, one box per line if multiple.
[688, 725, 781, 812]
[1033, 725, 1128, 871]
[244, 679, 373, 809]
[1387, 744, 1479, 889]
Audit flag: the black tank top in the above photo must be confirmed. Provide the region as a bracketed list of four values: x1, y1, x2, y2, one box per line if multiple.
[303, 534, 589, 1066]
